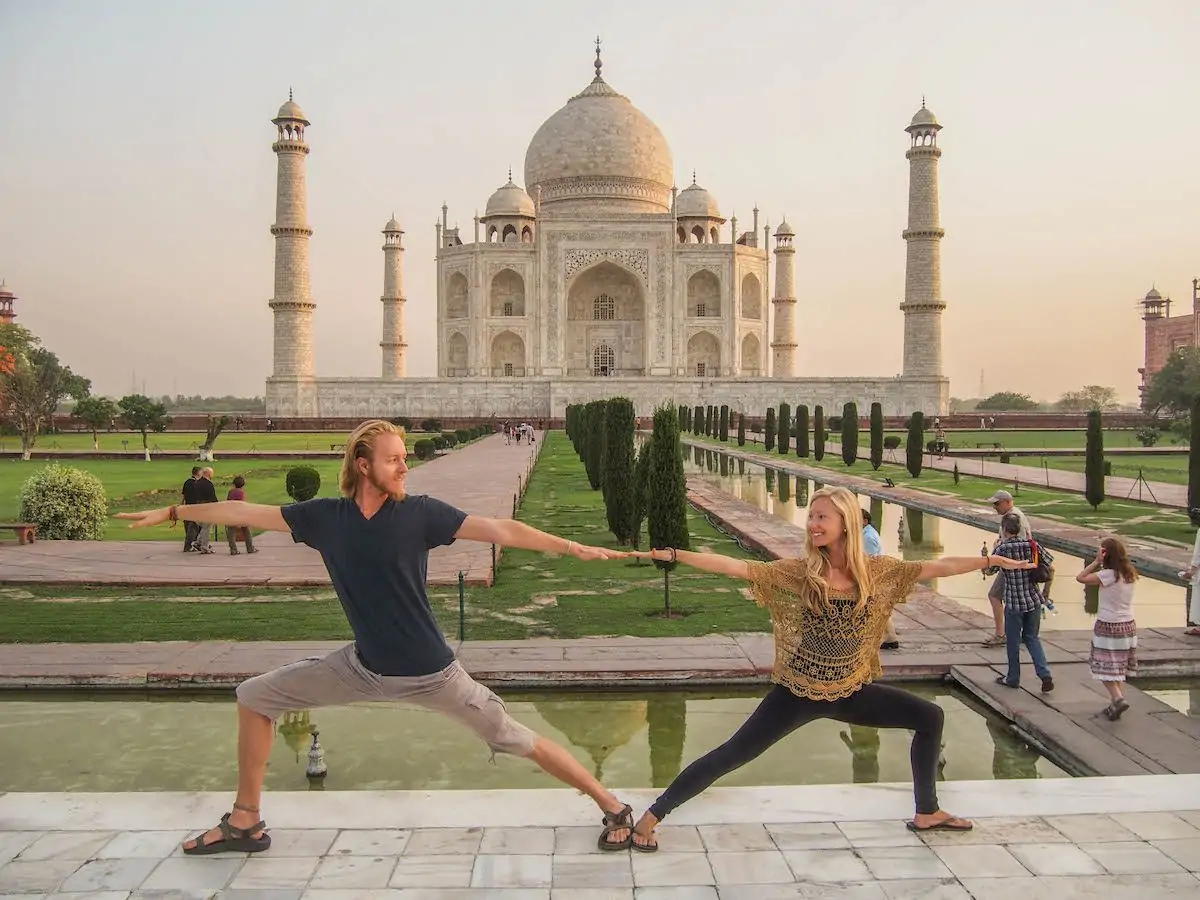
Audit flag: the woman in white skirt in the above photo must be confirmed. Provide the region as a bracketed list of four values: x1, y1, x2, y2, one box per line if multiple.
[1184, 515, 1200, 638]
[1076, 537, 1138, 720]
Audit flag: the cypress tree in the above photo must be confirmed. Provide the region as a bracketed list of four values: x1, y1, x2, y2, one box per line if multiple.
[719, 404, 730, 442]
[778, 402, 791, 454]
[693, 405, 703, 436]
[737, 413, 746, 446]
[869, 402, 884, 470]
[1189, 395, 1200, 526]
[678, 405, 688, 433]
[841, 402, 859, 466]
[703, 405, 711, 437]
[764, 407, 777, 451]
[602, 397, 637, 543]
[906, 411, 924, 478]
[796, 405, 810, 458]
[646, 405, 691, 617]
[630, 439, 652, 550]
[813, 405, 825, 461]
[583, 400, 606, 489]
[1084, 410, 1105, 510]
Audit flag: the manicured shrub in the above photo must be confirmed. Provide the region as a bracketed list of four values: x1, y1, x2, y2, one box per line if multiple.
[646, 405, 690, 616]
[414, 438, 436, 460]
[420, 418, 442, 433]
[583, 400, 607, 490]
[869, 402, 883, 470]
[795, 405, 810, 458]
[1085, 410, 1105, 510]
[719, 405, 730, 442]
[455, 429, 470, 444]
[693, 405, 703, 436]
[813, 405, 826, 461]
[18, 464, 107, 540]
[884, 435, 902, 450]
[778, 403, 791, 454]
[433, 435, 447, 451]
[1189, 395, 1200, 526]
[602, 397, 637, 544]
[737, 413, 746, 447]
[631, 438, 652, 550]
[764, 408, 776, 451]
[841, 402, 858, 466]
[441, 432, 458, 448]
[906, 412, 924, 478]
[286, 465, 322, 502]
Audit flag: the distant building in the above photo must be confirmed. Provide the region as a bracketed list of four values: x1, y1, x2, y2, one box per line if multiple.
[1139, 282, 1200, 398]
[0, 280, 16, 326]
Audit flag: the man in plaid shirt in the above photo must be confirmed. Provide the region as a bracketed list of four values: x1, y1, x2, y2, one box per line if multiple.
[989, 512, 1054, 693]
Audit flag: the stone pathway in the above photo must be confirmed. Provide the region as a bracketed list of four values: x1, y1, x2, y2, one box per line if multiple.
[684, 439, 1196, 583]
[0, 780, 1198, 898]
[0, 433, 542, 587]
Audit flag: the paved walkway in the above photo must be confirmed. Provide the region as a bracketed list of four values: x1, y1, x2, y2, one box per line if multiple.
[1, 780, 1198, 897]
[684, 438, 1196, 582]
[0, 433, 542, 587]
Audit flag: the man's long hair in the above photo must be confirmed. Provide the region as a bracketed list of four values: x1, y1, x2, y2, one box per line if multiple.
[793, 486, 874, 612]
[339, 419, 405, 497]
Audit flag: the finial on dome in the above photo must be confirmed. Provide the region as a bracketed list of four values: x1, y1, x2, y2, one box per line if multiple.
[594, 36, 602, 78]
[921, 95, 926, 108]
[692, 170, 697, 185]
[508, 166, 513, 184]
[289, 86, 293, 102]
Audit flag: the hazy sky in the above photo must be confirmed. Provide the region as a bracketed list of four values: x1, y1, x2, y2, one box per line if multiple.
[2, 0, 1197, 404]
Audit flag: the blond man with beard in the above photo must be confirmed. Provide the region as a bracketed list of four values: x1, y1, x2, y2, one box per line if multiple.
[117, 420, 640, 855]
[624, 486, 1035, 851]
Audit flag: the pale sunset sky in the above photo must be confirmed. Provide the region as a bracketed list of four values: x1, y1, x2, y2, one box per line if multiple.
[1, 0, 1196, 404]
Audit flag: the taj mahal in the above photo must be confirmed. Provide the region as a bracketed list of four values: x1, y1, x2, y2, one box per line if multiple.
[265, 43, 949, 420]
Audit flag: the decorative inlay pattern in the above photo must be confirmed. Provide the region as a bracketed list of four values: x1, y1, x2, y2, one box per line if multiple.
[563, 247, 649, 286]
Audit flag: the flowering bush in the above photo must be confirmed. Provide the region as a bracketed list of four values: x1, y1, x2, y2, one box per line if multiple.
[18, 464, 107, 540]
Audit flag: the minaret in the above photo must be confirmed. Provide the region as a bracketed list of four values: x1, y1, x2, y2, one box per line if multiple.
[0, 279, 16, 325]
[771, 219, 797, 376]
[380, 216, 406, 378]
[900, 100, 946, 379]
[268, 92, 315, 380]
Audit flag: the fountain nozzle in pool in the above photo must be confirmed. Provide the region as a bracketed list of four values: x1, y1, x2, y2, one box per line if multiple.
[306, 731, 328, 780]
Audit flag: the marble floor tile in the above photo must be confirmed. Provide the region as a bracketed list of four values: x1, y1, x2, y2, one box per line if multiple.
[628, 888, 718, 900]
[916, 817, 1068, 846]
[1078, 840, 1187, 875]
[716, 883, 887, 900]
[855, 846, 952, 880]
[479, 827, 555, 855]
[781, 848, 872, 883]
[835, 822, 921, 848]
[1005, 842, 1106, 876]
[930, 844, 1030, 879]
[1041, 814, 1139, 844]
[1150, 838, 1200, 872]
[959, 873, 1200, 900]
[252, 828, 339, 858]
[878, 879, 972, 900]
[1110, 812, 1200, 841]
[695, 824, 774, 852]
[138, 856, 244, 892]
[98, 830, 190, 859]
[705, 850, 794, 885]
[57, 857, 160, 892]
[629, 852, 714, 887]
[1177, 810, 1200, 829]
[0, 832, 41, 865]
[471, 854, 552, 888]
[229, 855, 319, 889]
[377, 891, 548, 900]
[47, 891, 133, 900]
[766, 823, 850, 851]
[652, 826, 704, 854]
[18, 831, 116, 861]
[218, 889, 304, 900]
[309, 855, 397, 889]
[403, 828, 483, 856]
[328, 830, 412, 857]
[0, 858, 82, 892]
[388, 853, 474, 888]
[553, 828, 608, 855]
[547, 888, 636, 900]
[550, 855, 634, 889]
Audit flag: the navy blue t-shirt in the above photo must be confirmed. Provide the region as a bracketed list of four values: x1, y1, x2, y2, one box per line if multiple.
[281, 494, 468, 676]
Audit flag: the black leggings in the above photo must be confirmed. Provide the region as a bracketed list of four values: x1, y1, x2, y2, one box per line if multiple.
[648, 683, 945, 821]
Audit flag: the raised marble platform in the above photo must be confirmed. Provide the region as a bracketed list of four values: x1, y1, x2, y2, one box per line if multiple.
[0, 779, 1198, 898]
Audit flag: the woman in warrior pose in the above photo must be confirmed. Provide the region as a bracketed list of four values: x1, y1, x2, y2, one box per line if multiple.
[627, 486, 1036, 852]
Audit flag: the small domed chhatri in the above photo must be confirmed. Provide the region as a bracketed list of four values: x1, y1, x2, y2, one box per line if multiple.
[274, 89, 309, 124]
[908, 98, 939, 130]
[262, 47, 950, 426]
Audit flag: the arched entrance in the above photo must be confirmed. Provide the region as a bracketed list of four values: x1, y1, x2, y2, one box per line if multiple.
[489, 269, 525, 317]
[490, 330, 525, 377]
[566, 261, 645, 377]
[741, 333, 761, 376]
[446, 331, 468, 376]
[687, 331, 721, 377]
[687, 270, 721, 317]
[446, 272, 469, 319]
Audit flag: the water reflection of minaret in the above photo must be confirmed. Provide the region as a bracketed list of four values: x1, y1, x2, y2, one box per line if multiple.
[900, 509, 943, 589]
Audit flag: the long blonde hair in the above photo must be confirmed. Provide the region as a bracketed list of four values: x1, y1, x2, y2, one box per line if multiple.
[339, 419, 406, 497]
[794, 486, 874, 612]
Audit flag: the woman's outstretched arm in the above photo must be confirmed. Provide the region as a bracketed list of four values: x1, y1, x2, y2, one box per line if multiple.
[630, 548, 749, 580]
[917, 553, 1033, 580]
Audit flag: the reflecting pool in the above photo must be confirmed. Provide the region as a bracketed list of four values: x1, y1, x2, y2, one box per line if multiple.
[1, 685, 1066, 792]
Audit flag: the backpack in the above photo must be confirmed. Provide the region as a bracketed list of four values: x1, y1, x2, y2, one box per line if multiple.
[1029, 540, 1054, 584]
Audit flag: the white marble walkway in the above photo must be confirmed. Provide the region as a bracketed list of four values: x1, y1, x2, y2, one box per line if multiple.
[1, 778, 1199, 898]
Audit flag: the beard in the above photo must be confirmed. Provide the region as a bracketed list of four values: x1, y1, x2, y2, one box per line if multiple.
[366, 470, 406, 501]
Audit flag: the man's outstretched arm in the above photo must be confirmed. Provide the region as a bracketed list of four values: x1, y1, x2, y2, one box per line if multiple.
[455, 515, 623, 560]
[116, 502, 291, 533]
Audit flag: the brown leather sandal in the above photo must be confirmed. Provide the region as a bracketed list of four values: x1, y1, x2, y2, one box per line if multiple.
[182, 811, 271, 855]
[597, 804, 634, 851]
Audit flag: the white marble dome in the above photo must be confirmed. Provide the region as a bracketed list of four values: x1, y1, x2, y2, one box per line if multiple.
[909, 104, 939, 128]
[383, 216, 402, 233]
[675, 181, 721, 219]
[274, 98, 309, 123]
[523, 57, 673, 213]
[485, 177, 536, 218]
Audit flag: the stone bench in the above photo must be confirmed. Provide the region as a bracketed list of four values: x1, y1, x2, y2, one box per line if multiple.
[0, 523, 37, 545]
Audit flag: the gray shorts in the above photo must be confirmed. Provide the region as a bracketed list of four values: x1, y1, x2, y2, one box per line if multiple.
[236, 644, 538, 757]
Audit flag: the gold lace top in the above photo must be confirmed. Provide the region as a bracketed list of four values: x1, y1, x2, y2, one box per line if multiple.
[746, 555, 924, 701]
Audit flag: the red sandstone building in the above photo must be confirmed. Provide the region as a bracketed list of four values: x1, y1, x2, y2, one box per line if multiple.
[1139, 281, 1199, 399]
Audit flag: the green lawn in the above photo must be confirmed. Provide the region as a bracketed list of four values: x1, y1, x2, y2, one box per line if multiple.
[2, 431, 437, 454]
[1017, 453, 1190, 486]
[882, 429, 1157, 450]
[692, 435, 1195, 548]
[0, 432, 770, 643]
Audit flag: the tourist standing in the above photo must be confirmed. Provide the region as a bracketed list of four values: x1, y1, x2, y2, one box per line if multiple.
[117, 420, 638, 855]
[624, 486, 1037, 850]
[225, 475, 258, 555]
[863, 509, 899, 650]
[982, 490, 1032, 646]
[1075, 537, 1138, 719]
[180, 466, 202, 551]
[989, 512, 1054, 693]
[1185, 514, 1200, 638]
[193, 467, 219, 554]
